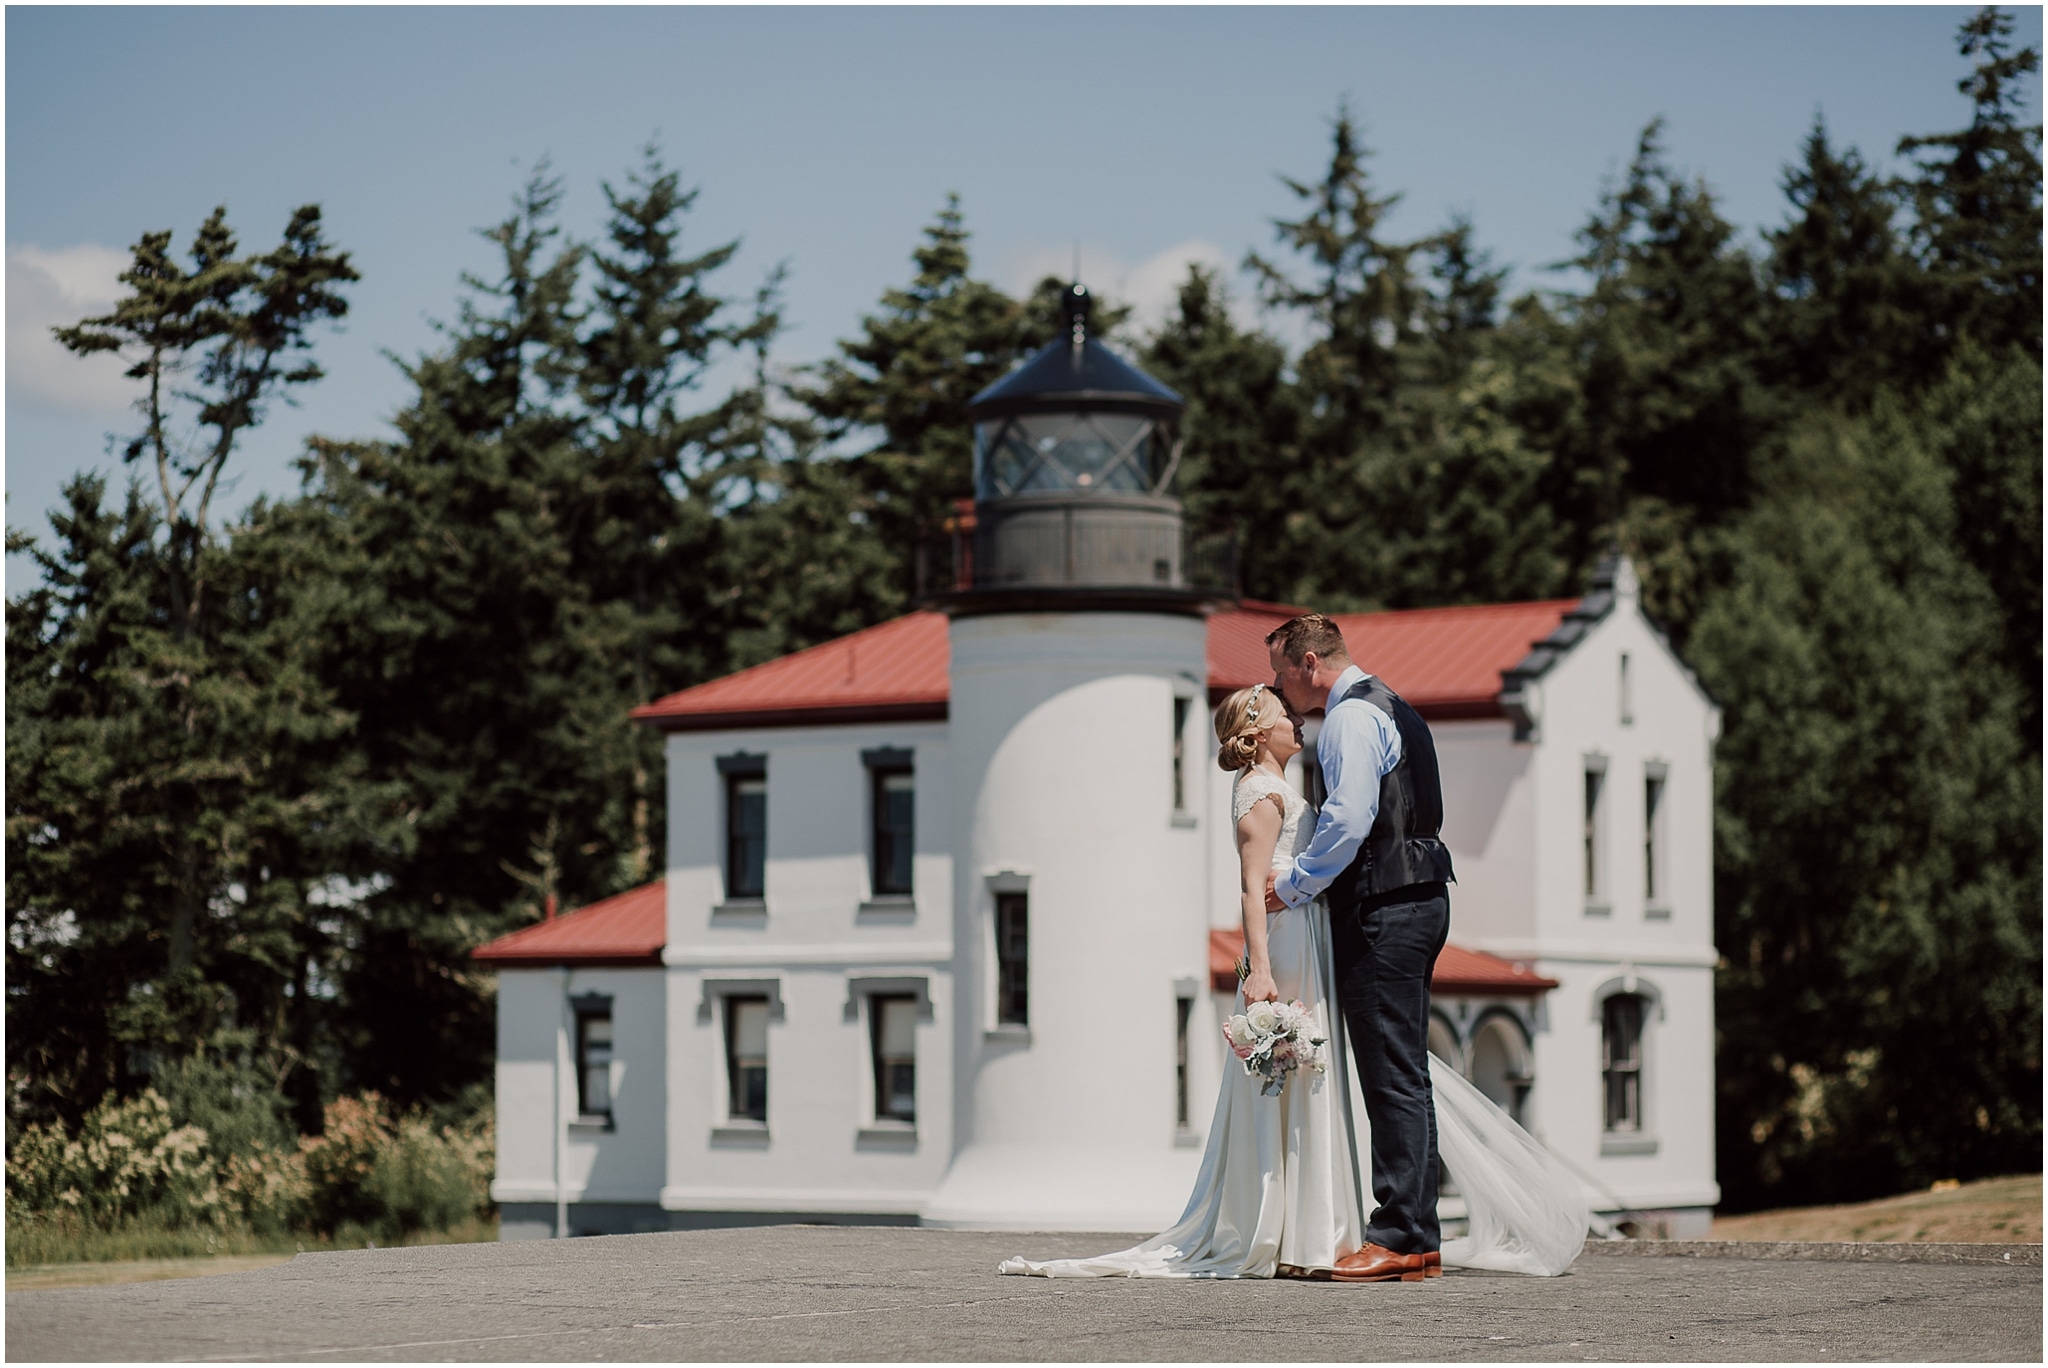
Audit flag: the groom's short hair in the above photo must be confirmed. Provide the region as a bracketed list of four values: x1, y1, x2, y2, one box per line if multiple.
[1267, 614, 1350, 665]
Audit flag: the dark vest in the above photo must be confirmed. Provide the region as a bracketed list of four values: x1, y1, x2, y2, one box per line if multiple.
[1329, 675, 1456, 909]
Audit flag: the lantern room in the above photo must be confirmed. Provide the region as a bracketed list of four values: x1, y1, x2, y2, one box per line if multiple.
[951, 284, 1215, 611]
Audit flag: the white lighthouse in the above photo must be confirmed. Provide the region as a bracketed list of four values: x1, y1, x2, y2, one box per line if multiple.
[923, 289, 1222, 1225]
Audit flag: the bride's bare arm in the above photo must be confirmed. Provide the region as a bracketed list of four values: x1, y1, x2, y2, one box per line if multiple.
[1235, 794, 1286, 1003]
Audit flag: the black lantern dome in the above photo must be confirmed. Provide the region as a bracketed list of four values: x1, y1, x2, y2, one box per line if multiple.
[946, 284, 1220, 614]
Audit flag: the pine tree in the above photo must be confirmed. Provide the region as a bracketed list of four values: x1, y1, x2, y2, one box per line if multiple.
[1764, 118, 1920, 403]
[300, 170, 628, 1105]
[1246, 106, 1434, 450]
[1897, 6, 2043, 366]
[1140, 264, 1299, 600]
[577, 145, 766, 879]
[8, 209, 361, 1128]
[797, 197, 1039, 601]
[1559, 120, 1773, 635]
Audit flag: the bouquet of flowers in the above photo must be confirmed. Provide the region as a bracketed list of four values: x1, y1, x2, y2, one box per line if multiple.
[1222, 998, 1328, 1095]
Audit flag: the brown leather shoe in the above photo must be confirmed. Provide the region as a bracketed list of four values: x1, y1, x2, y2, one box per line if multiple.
[1423, 1250, 1443, 1278]
[1331, 1243, 1430, 1283]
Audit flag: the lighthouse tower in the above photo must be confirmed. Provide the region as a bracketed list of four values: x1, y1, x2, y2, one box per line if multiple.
[923, 286, 1225, 1229]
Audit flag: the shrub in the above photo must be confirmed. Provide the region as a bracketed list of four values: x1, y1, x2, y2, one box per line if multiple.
[300, 1093, 394, 1232]
[7, 1085, 494, 1255]
[5, 1090, 218, 1229]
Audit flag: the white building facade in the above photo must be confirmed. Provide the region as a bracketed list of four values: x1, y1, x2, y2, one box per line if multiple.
[478, 558, 1721, 1239]
[477, 297, 1720, 1239]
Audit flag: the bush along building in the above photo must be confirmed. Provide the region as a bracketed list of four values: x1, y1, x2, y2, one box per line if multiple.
[474, 287, 1722, 1238]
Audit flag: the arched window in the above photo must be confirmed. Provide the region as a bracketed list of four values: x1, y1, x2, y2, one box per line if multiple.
[1601, 994, 1646, 1133]
[1590, 973, 1662, 1152]
[1468, 1014, 1533, 1126]
[1426, 1013, 1464, 1073]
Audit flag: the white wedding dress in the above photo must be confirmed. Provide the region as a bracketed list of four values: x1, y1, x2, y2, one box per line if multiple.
[998, 769, 1589, 1279]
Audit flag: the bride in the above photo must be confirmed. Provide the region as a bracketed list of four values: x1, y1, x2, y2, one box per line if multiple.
[999, 685, 1589, 1280]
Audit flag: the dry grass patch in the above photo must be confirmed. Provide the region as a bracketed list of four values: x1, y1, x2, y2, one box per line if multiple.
[1710, 1173, 2041, 1243]
[6, 1253, 297, 1291]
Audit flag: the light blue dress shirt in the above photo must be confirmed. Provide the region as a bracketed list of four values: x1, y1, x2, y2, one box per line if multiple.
[1274, 664, 1404, 908]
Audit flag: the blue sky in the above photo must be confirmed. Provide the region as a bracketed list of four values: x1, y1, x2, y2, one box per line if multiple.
[7, 5, 2038, 585]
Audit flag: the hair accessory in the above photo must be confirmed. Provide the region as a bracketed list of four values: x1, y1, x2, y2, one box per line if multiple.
[1246, 682, 1265, 713]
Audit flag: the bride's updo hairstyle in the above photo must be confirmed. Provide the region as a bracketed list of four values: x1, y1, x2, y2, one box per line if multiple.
[1213, 684, 1282, 773]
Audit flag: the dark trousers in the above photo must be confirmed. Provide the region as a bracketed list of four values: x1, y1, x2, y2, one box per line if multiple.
[1330, 882, 1450, 1254]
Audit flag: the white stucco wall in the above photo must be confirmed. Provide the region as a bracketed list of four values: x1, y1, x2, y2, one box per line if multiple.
[658, 720, 955, 1215]
[924, 611, 1213, 1229]
[1432, 717, 1538, 945]
[1487, 572, 1721, 1217]
[490, 966, 666, 1209]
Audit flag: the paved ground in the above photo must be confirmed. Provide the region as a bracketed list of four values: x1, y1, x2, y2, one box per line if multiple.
[8, 1227, 2040, 1362]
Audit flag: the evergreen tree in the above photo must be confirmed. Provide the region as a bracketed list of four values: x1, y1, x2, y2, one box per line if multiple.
[1140, 264, 1300, 599]
[1697, 384, 2041, 1206]
[1897, 5, 2043, 367]
[1764, 119, 1920, 404]
[1246, 106, 1433, 449]
[1894, 8, 2043, 744]
[1559, 121, 1773, 634]
[797, 198, 1037, 602]
[8, 208, 361, 1129]
[577, 145, 766, 879]
[300, 171, 626, 1105]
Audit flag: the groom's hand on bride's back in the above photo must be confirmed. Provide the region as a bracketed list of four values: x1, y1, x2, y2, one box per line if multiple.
[1264, 870, 1285, 912]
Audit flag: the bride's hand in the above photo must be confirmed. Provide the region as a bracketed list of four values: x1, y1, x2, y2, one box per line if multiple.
[1241, 967, 1280, 1003]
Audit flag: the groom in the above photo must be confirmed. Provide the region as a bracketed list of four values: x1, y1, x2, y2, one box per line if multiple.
[1264, 614, 1455, 1283]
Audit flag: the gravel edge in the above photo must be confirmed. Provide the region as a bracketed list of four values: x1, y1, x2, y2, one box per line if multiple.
[1581, 1238, 2041, 1266]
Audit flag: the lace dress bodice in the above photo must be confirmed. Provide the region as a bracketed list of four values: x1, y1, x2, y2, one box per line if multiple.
[1232, 769, 1312, 870]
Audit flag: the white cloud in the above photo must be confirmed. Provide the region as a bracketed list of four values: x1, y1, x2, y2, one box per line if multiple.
[995, 239, 1263, 341]
[7, 243, 136, 413]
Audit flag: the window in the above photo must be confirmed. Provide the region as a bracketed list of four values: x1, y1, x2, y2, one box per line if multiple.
[1601, 994, 1644, 1132]
[1171, 695, 1192, 812]
[995, 892, 1029, 1027]
[1619, 652, 1633, 726]
[1469, 1016, 1532, 1127]
[573, 999, 613, 1122]
[725, 770, 766, 900]
[1426, 1015, 1464, 1072]
[725, 995, 769, 1122]
[870, 995, 918, 1123]
[1174, 994, 1193, 1128]
[871, 768, 914, 897]
[1583, 761, 1607, 905]
[1644, 769, 1667, 906]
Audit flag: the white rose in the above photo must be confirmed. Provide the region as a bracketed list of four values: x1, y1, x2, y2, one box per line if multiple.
[1224, 1015, 1257, 1048]
[1245, 1000, 1280, 1035]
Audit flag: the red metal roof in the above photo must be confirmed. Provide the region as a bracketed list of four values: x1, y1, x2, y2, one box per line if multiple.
[1208, 929, 1557, 996]
[471, 880, 666, 968]
[1207, 600, 1579, 718]
[635, 598, 1576, 732]
[632, 613, 952, 732]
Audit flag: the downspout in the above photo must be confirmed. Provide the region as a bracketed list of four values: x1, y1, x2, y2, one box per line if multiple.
[554, 965, 568, 1239]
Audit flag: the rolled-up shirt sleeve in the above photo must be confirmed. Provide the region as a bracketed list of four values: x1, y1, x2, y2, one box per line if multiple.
[1273, 695, 1401, 907]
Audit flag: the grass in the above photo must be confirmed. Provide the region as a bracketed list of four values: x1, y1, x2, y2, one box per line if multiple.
[5, 1214, 499, 1277]
[1708, 1173, 2041, 1243]
[6, 1253, 300, 1291]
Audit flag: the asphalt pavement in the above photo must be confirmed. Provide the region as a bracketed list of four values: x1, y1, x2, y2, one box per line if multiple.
[7, 1227, 2040, 1362]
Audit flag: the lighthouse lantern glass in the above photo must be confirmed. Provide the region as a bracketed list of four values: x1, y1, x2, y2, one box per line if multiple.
[976, 413, 1163, 500]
